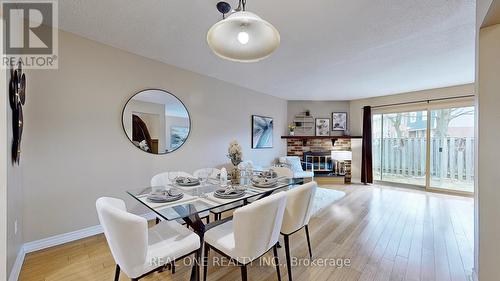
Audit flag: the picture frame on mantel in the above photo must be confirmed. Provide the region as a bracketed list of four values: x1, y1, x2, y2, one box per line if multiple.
[315, 118, 330, 136]
[332, 112, 348, 131]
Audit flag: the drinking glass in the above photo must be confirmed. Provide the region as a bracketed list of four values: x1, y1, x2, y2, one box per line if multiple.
[168, 172, 177, 186]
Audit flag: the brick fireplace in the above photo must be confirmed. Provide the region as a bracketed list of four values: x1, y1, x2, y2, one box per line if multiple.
[285, 137, 352, 183]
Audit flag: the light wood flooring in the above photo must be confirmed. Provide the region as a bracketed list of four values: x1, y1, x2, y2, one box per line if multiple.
[18, 184, 474, 281]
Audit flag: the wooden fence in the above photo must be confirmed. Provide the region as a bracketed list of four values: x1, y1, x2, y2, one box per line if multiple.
[373, 137, 475, 182]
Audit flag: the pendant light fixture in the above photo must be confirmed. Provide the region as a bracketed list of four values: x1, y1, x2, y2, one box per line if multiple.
[207, 0, 280, 63]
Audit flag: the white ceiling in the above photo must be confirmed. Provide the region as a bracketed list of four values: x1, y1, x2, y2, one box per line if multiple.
[58, 0, 476, 100]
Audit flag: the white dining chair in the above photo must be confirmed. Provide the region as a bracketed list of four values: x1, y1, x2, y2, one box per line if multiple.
[151, 172, 211, 225]
[95, 197, 201, 281]
[193, 168, 220, 179]
[151, 171, 193, 187]
[202, 192, 287, 281]
[280, 181, 318, 281]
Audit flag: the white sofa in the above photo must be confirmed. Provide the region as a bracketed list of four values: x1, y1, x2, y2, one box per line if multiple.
[279, 156, 314, 179]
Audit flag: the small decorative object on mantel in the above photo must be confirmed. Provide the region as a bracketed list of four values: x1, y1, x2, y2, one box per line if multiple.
[227, 140, 243, 184]
[293, 112, 314, 136]
[332, 112, 348, 131]
[288, 124, 296, 136]
[9, 61, 26, 165]
[315, 118, 330, 136]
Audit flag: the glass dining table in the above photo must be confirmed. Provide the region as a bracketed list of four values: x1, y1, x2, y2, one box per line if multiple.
[127, 178, 303, 237]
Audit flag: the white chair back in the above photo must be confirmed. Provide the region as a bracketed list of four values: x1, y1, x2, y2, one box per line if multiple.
[233, 192, 287, 260]
[193, 168, 221, 179]
[281, 182, 318, 235]
[271, 166, 294, 179]
[96, 197, 148, 278]
[151, 171, 193, 186]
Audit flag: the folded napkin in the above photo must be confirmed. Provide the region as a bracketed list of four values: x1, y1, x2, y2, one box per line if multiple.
[213, 188, 245, 199]
[148, 189, 182, 199]
[175, 177, 199, 184]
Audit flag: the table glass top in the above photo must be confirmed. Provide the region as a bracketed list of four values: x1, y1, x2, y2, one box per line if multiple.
[127, 178, 302, 221]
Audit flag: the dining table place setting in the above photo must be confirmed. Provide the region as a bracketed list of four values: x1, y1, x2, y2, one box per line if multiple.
[127, 167, 302, 223]
[135, 187, 197, 209]
[146, 187, 184, 203]
[175, 176, 201, 186]
[250, 169, 287, 188]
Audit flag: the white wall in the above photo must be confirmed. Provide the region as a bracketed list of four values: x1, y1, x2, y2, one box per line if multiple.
[287, 100, 350, 136]
[477, 22, 500, 281]
[5, 68, 24, 279]
[1, 16, 8, 279]
[22, 30, 287, 242]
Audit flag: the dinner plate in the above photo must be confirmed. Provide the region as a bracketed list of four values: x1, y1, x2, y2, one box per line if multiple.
[175, 177, 200, 186]
[252, 182, 278, 188]
[147, 193, 184, 203]
[213, 189, 246, 199]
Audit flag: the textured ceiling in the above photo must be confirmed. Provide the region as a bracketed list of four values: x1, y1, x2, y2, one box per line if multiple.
[58, 0, 476, 100]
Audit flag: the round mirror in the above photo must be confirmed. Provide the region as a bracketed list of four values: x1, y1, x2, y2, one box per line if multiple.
[122, 89, 191, 154]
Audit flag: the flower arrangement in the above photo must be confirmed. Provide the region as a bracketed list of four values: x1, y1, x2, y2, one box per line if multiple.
[227, 140, 243, 166]
[288, 124, 296, 132]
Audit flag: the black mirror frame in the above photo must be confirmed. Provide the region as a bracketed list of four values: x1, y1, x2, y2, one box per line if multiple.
[121, 88, 192, 155]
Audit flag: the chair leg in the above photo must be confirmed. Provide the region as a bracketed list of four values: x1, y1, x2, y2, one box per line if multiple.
[206, 216, 210, 224]
[284, 235, 293, 281]
[240, 264, 248, 281]
[203, 244, 210, 281]
[273, 244, 282, 281]
[155, 217, 160, 224]
[305, 225, 313, 259]
[171, 261, 176, 274]
[114, 264, 120, 281]
[191, 250, 201, 281]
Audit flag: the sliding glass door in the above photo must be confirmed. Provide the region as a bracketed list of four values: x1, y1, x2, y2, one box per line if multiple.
[372, 111, 427, 186]
[429, 106, 475, 192]
[372, 105, 475, 194]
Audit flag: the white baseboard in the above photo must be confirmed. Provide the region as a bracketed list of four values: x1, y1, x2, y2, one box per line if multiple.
[23, 224, 103, 253]
[8, 247, 25, 281]
[7, 212, 157, 280]
[23, 212, 157, 254]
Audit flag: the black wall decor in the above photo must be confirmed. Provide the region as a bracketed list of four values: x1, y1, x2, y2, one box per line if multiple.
[9, 61, 26, 164]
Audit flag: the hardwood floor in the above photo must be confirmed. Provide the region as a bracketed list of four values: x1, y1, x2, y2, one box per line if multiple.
[18, 184, 474, 281]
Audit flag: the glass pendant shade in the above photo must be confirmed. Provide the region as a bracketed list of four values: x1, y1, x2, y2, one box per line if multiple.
[207, 11, 280, 62]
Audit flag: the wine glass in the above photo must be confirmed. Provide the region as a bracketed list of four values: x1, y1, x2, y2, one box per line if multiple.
[198, 170, 209, 186]
[168, 172, 177, 186]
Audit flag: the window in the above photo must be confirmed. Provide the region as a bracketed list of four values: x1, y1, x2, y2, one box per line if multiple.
[372, 111, 427, 186]
[372, 105, 475, 193]
[429, 106, 475, 193]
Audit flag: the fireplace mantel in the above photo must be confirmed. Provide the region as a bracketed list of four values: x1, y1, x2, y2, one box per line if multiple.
[281, 135, 362, 146]
[280, 135, 362, 139]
